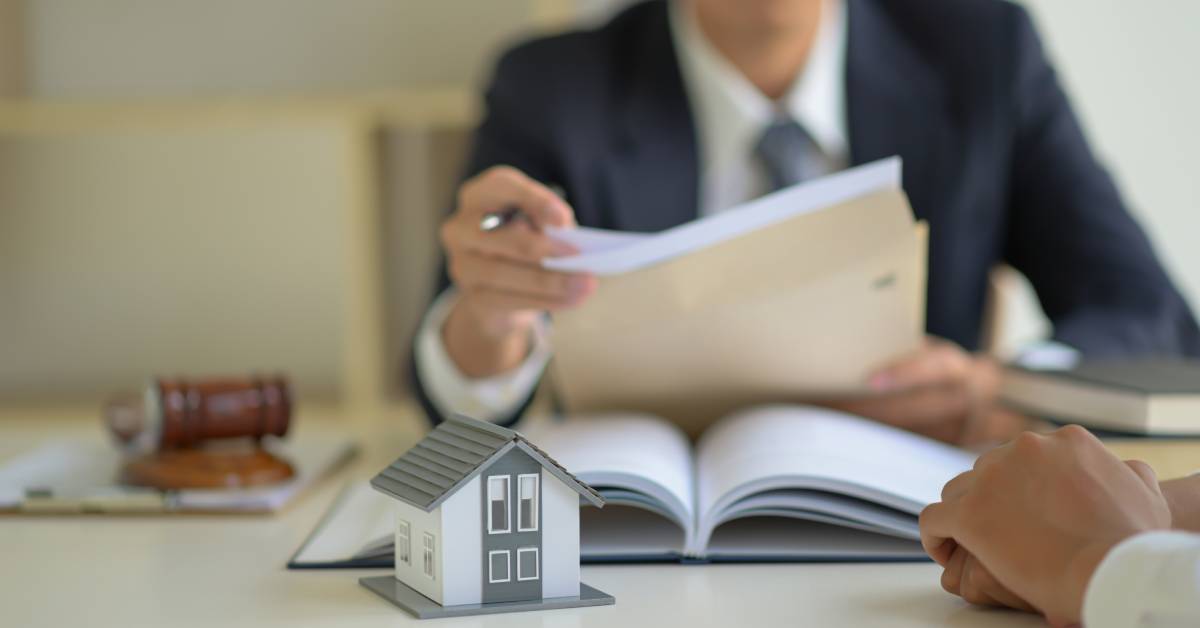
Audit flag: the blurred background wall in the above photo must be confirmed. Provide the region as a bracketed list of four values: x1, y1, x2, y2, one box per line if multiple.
[0, 0, 1196, 406]
[20, 0, 567, 98]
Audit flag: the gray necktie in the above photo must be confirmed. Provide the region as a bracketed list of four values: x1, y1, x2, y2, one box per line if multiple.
[754, 118, 820, 191]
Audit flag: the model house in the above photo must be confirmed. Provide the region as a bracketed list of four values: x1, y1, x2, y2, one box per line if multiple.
[362, 413, 611, 617]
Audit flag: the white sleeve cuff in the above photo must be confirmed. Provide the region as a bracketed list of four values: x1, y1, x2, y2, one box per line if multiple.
[1013, 340, 1081, 371]
[413, 288, 552, 424]
[1083, 530, 1200, 628]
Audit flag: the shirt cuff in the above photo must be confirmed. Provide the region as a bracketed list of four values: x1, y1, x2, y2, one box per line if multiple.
[413, 288, 551, 423]
[1013, 340, 1081, 371]
[1083, 530, 1200, 628]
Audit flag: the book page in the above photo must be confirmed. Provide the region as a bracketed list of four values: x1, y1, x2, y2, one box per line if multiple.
[693, 404, 974, 552]
[519, 413, 696, 536]
[542, 157, 900, 275]
[289, 482, 394, 566]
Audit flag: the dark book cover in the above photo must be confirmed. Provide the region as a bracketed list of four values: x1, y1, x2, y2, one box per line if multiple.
[1020, 359, 1200, 395]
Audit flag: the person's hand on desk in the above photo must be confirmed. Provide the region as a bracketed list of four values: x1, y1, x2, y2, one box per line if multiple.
[821, 336, 1027, 445]
[919, 426, 1173, 626]
[440, 166, 597, 377]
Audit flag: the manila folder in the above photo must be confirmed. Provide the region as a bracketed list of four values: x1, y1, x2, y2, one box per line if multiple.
[549, 188, 927, 434]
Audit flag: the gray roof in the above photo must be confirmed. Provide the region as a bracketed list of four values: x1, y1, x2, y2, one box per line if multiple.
[370, 414, 605, 512]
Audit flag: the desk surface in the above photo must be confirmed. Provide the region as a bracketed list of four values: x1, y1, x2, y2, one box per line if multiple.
[2, 404, 1193, 628]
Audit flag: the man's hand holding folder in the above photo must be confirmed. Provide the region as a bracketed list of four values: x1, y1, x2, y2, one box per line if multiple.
[436, 159, 1014, 443]
[826, 336, 1025, 445]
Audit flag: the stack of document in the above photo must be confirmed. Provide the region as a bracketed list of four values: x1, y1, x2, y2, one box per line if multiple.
[0, 435, 357, 513]
[543, 158, 927, 433]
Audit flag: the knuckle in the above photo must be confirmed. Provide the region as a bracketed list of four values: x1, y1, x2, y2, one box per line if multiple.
[1127, 459, 1152, 474]
[1058, 424, 1092, 443]
[1013, 431, 1042, 454]
[486, 165, 520, 185]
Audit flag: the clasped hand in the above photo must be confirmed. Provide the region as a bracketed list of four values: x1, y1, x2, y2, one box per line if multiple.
[919, 426, 1172, 626]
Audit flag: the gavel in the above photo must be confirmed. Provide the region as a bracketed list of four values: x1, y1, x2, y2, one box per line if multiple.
[104, 376, 296, 489]
[106, 376, 292, 451]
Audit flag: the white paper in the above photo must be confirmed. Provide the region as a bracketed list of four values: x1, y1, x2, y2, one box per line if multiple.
[543, 226, 650, 256]
[0, 441, 120, 507]
[0, 435, 357, 512]
[542, 157, 901, 275]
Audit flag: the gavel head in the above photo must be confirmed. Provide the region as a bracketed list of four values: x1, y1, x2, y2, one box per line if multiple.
[105, 376, 292, 452]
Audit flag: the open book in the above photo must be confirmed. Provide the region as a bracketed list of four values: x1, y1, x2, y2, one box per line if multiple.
[289, 405, 974, 567]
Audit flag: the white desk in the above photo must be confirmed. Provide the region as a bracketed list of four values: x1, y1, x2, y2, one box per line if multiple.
[3, 403, 1189, 628]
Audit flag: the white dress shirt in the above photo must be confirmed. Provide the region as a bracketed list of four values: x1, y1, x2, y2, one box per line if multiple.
[414, 0, 849, 422]
[1084, 530, 1200, 628]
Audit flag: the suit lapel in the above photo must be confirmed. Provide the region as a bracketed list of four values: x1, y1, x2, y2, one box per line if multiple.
[603, 0, 950, 230]
[603, 2, 699, 232]
[845, 0, 949, 220]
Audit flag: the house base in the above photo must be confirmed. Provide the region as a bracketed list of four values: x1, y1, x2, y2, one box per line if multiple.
[359, 576, 615, 619]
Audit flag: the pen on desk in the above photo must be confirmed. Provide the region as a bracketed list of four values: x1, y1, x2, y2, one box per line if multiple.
[479, 184, 566, 232]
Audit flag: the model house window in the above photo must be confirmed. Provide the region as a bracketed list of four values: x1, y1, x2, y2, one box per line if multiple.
[487, 475, 511, 534]
[488, 550, 511, 583]
[422, 533, 435, 580]
[517, 474, 539, 532]
[517, 547, 539, 582]
[396, 520, 411, 566]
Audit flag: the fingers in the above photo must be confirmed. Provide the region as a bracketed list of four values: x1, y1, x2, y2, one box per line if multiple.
[941, 544, 967, 594]
[441, 166, 594, 326]
[451, 254, 595, 305]
[941, 470, 974, 501]
[960, 554, 1036, 611]
[943, 547, 1038, 612]
[831, 385, 971, 432]
[869, 337, 974, 393]
[919, 502, 957, 565]
[458, 166, 575, 229]
[445, 220, 577, 264]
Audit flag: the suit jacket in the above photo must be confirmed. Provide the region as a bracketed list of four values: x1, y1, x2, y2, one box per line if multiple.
[412, 0, 1200, 425]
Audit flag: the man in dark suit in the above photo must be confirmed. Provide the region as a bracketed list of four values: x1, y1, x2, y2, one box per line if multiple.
[411, 0, 1200, 439]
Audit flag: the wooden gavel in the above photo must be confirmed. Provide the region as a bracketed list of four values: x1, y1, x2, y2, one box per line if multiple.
[107, 376, 291, 451]
[104, 376, 296, 489]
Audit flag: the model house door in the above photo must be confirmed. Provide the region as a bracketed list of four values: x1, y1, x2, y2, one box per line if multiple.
[481, 449, 542, 603]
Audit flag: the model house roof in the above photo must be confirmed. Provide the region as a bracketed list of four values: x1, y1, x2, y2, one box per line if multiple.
[370, 414, 605, 512]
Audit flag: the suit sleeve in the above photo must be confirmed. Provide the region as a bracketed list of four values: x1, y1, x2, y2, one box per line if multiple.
[1002, 6, 1200, 358]
[408, 48, 564, 426]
